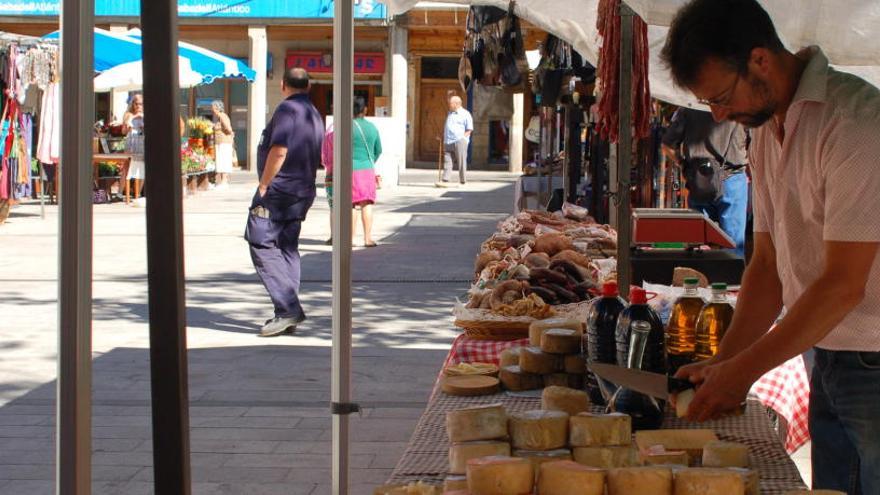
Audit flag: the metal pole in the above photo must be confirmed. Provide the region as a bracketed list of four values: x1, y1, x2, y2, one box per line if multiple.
[141, 1, 192, 493]
[332, 0, 355, 494]
[616, 2, 635, 298]
[57, 0, 94, 492]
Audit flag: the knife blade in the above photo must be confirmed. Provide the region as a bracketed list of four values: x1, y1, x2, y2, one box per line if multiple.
[589, 362, 694, 400]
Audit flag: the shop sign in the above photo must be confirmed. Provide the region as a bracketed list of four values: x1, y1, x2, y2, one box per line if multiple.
[0, 0, 387, 19]
[286, 51, 386, 75]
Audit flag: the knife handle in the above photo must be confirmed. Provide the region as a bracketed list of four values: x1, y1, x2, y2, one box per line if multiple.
[668, 376, 695, 394]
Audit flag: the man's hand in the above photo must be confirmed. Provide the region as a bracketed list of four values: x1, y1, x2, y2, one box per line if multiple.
[678, 358, 753, 422]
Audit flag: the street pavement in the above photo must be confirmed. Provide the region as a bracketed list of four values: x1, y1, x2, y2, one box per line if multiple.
[0, 169, 517, 495]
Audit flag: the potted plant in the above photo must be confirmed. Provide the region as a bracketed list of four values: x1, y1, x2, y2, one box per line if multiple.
[186, 117, 214, 151]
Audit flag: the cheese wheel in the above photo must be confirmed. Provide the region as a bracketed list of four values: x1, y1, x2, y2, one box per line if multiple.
[541, 386, 590, 416]
[701, 441, 749, 468]
[540, 328, 581, 354]
[673, 468, 746, 495]
[520, 346, 562, 374]
[569, 413, 632, 446]
[509, 410, 569, 451]
[446, 404, 508, 443]
[729, 468, 759, 495]
[542, 373, 571, 388]
[499, 347, 523, 368]
[499, 365, 543, 391]
[512, 448, 572, 478]
[641, 450, 689, 466]
[529, 317, 584, 346]
[564, 354, 587, 374]
[466, 455, 534, 495]
[443, 475, 468, 492]
[567, 373, 584, 390]
[449, 440, 512, 474]
[607, 466, 674, 495]
[442, 491, 468, 495]
[537, 460, 605, 495]
[573, 446, 638, 468]
[675, 389, 695, 418]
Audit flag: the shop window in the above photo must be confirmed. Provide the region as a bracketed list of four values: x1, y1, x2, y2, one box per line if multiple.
[421, 57, 459, 79]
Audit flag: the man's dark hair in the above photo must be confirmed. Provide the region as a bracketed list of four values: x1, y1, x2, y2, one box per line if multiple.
[284, 67, 310, 90]
[660, 0, 785, 88]
[353, 96, 367, 116]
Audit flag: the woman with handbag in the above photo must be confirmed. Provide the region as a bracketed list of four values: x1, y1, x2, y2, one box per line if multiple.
[323, 96, 383, 247]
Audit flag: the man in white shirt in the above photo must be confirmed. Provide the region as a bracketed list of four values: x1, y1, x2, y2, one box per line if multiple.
[442, 95, 473, 184]
[662, 0, 880, 492]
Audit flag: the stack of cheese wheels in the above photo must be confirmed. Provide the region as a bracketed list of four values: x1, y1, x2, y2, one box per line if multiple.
[499, 318, 589, 393]
[509, 410, 569, 451]
[446, 404, 511, 475]
[569, 413, 637, 469]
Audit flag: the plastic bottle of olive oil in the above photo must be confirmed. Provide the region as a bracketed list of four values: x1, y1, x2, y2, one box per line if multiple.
[694, 283, 734, 361]
[665, 277, 705, 374]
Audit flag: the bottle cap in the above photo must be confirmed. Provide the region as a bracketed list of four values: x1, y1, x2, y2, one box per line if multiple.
[683, 277, 700, 286]
[630, 287, 648, 304]
[711, 282, 728, 291]
[601, 281, 619, 297]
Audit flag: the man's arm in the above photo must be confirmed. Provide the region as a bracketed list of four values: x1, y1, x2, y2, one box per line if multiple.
[258, 145, 287, 196]
[682, 240, 879, 421]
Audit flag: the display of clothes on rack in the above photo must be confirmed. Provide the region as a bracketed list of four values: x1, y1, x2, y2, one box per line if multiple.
[0, 35, 59, 205]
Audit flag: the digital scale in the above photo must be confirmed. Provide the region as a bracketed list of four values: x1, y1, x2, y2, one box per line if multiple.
[629, 208, 744, 285]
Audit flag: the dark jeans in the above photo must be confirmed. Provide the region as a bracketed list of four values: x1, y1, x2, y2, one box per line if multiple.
[688, 171, 748, 258]
[810, 348, 880, 494]
[245, 212, 306, 320]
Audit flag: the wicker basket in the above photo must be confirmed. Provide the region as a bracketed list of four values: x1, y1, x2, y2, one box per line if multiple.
[453, 300, 593, 341]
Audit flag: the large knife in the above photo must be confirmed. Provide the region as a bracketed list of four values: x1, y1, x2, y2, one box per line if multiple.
[589, 362, 694, 400]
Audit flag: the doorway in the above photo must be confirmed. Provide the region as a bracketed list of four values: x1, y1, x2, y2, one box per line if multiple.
[417, 82, 465, 163]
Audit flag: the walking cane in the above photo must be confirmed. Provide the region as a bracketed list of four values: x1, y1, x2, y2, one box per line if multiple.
[434, 136, 448, 188]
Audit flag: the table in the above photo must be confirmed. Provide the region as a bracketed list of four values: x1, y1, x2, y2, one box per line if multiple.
[387, 376, 807, 493]
[443, 334, 810, 454]
[93, 153, 132, 203]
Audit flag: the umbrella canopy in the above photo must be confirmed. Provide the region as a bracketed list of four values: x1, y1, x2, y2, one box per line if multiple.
[93, 57, 204, 92]
[44, 27, 256, 85]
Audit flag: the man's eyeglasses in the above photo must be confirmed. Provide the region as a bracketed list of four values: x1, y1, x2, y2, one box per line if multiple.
[697, 73, 740, 108]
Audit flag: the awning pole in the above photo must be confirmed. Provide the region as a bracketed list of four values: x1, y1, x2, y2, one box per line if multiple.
[141, 1, 192, 493]
[331, 0, 355, 494]
[57, 0, 94, 492]
[616, 1, 635, 298]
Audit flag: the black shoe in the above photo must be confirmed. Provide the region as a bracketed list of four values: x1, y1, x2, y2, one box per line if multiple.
[259, 316, 301, 337]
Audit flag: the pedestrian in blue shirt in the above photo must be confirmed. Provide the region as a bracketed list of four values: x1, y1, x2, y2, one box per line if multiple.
[245, 67, 324, 337]
[442, 95, 473, 184]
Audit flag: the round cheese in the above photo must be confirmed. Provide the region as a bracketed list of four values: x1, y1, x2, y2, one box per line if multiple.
[607, 466, 673, 495]
[542, 373, 571, 388]
[466, 455, 534, 495]
[783, 491, 847, 495]
[443, 475, 468, 492]
[540, 328, 581, 354]
[673, 468, 746, 495]
[512, 448, 572, 478]
[537, 460, 605, 495]
[564, 354, 587, 374]
[499, 365, 543, 391]
[509, 410, 569, 451]
[520, 346, 562, 374]
[449, 440, 511, 474]
[569, 413, 632, 447]
[674, 388, 695, 419]
[567, 373, 584, 390]
[701, 441, 749, 468]
[541, 386, 590, 416]
[529, 317, 584, 346]
[499, 347, 523, 368]
[573, 446, 638, 468]
[446, 404, 508, 443]
[729, 468, 759, 495]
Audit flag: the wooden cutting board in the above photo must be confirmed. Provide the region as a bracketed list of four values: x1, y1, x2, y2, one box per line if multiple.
[441, 375, 501, 397]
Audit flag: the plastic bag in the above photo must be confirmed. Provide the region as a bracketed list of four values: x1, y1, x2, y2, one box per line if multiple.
[562, 201, 590, 221]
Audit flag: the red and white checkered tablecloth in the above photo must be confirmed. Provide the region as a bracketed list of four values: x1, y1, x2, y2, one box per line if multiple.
[751, 354, 811, 454]
[443, 333, 811, 454]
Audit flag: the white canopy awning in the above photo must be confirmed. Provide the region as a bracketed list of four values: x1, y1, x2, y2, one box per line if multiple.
[389, 0, 880, 107]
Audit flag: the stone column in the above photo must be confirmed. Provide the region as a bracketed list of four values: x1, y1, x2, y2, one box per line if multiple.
[509, 92, 524, 173]
[247, 26, 268, 171]
[390, 24, 408, 176]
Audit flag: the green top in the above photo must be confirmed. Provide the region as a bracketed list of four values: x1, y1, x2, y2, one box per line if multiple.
[352, 118, 383, 171]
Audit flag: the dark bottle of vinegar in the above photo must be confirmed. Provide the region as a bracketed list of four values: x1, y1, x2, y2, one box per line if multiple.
[585, 281, 626, 405]
[615, 287, 665, 374]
